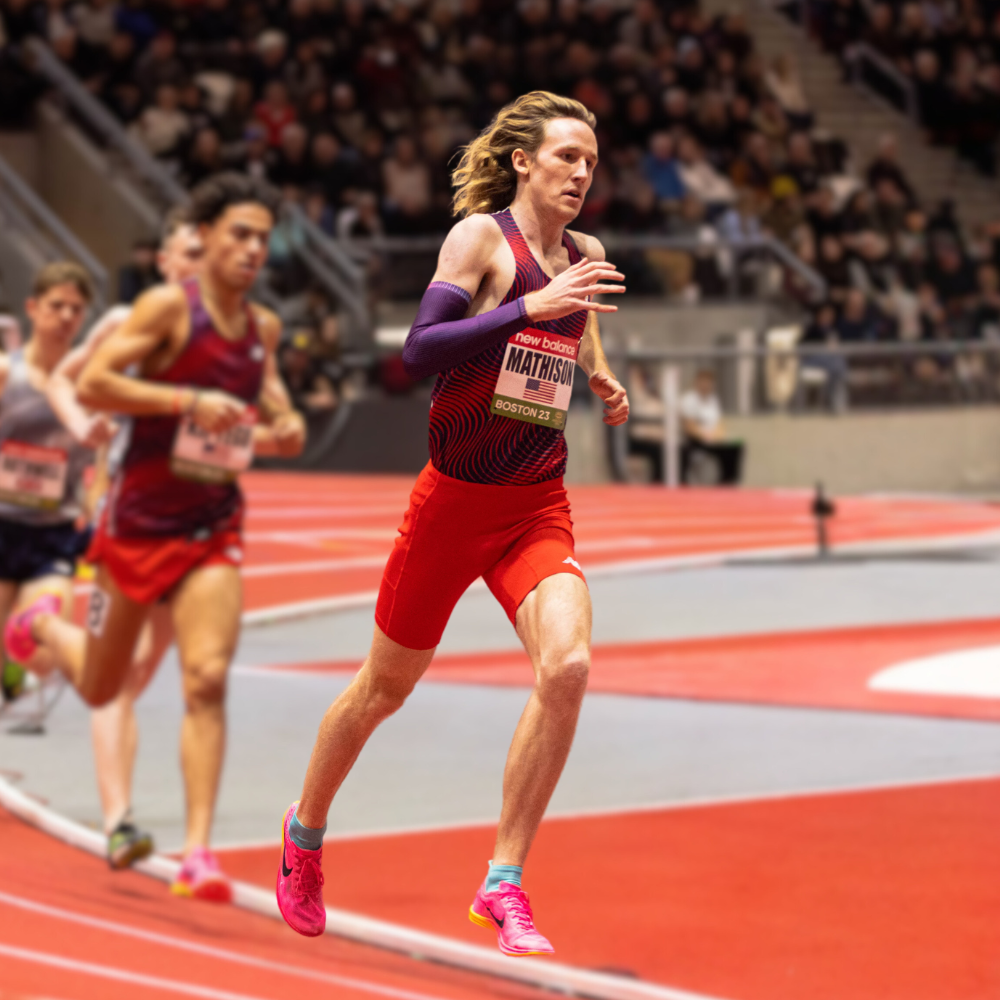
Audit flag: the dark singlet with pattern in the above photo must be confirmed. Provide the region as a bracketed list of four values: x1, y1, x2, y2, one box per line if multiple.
[107, 279, 265, 538]
[428, 208, 588, 486]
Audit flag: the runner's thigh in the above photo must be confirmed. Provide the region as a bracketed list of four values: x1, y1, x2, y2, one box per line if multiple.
[169, 563, 242, 682]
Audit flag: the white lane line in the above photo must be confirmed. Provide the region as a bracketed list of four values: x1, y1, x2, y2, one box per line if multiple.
[0, 942, 272, 1000]
[0, 891, 455, 1000]
[210, 770, 1000, 853]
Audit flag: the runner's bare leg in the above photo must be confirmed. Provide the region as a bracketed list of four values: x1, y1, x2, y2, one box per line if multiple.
[32, 565, 147, 705]
[169, 563, 241, 854]
[296, 626, 436, 829]
[91, 605, 175, 830]
[13, 575, 77, 677]
[492, 572, 591, 866]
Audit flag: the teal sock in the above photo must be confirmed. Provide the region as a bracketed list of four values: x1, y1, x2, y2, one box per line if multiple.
[485, 860, 522, 893]
[289, 812, 326, 851]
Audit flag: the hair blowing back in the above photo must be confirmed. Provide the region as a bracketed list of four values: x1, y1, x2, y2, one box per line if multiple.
[451, 91, 596, 218]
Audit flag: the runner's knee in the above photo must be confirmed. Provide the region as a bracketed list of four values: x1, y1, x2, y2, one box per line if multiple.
[182, 657, 228, 708]
[358, 668, 417, 720]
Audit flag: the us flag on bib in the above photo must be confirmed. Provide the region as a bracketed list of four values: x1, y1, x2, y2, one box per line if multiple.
[523, 378, 557, 403]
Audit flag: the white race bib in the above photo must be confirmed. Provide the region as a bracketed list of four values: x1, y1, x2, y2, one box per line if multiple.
[0, 440, 68, 509]
[490, 328, 579, 430]
[170, 408, 256, 484]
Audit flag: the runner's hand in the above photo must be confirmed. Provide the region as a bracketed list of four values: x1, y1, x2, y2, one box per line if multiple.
[191, 390, 247, 434]
[524, 257, 625, 321]
[589, 371, 629, 426]
[271, 411, 306, 457]
[71, 413, 119, 449]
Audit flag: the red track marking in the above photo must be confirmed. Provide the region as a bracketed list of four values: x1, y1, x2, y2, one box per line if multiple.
[220, 777, 1000, 1000]
[0, 813, 547, 1000]
[246, 617, 1000, 722]
[217, 473, 1000, 616]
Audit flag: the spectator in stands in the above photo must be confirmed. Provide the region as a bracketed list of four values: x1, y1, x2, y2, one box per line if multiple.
[928, 241, 978, 314]
[280, 330, 338, 413]
[254, 79, 297, 148]
[134, 30, 184, 100]
[337, 190, 384, 239]
[129, 83, 189, 158]
[118, 238, 159, 303]
[679, 369, 744, 485]
[764, 55, 813, 130]
[676, 135, 737, 216]
[837, 287, 882, 341]
[970, 264, 1000, 339]
[800, 302, 849, 410]
[642, 132, 685, 210]
[382, 134, 432, 233]
[783, 132, 823, 196]
[183, 127, 226, 186]
[270, 122, 313, 190]
[866, 134, 916, 205]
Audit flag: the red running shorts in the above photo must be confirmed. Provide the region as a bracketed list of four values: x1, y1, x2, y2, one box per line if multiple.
[87, 523, 243, 604]
[376, 462, 586, 650]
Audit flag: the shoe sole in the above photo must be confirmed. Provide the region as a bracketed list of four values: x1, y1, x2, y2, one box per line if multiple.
[108, 836, 154, 871]
[276, 803, 325, 937]
[468, 905, 554, 957]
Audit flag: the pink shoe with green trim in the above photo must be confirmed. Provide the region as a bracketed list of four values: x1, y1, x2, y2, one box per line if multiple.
[3, 593, 62, 664]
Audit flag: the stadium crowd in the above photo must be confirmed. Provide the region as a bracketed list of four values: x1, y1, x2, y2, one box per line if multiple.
[1, 0, 1000, 399]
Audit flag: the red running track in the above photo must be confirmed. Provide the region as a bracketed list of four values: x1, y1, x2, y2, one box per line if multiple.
[0, 811, 550, 1000]
[248, 617, 1000, 723]
[221, 776, 1000, 1000]
[228, 474, 1000, 615]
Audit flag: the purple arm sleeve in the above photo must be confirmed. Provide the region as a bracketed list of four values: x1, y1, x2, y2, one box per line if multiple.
[401, 281, 529, 380]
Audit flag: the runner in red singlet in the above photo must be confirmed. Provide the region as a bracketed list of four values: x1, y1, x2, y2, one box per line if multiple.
[277, 92, 629, 954]
[7, 174, 305, 900]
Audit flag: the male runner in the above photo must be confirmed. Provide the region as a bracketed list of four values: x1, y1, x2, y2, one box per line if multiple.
[46, 207, 203, 870]
[1, 263, 95, 684]
[8, 173, 306, 900]
[277, 91, 629, 955]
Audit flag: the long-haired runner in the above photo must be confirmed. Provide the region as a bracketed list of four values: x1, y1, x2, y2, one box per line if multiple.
[45, 207, 203, 871]
[7, 173, 306, 900]
[277, 91, 629, 955]
[1, 263, 95, 692]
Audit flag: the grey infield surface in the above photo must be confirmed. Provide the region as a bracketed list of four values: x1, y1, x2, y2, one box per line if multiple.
[2, 553, 1000, 852]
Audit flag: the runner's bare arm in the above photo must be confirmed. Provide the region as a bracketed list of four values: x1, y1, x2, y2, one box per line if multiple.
[571, 233, 629, 428]
[78, 285, 245, 432]
[250, 306, 305, 458]
[47, 306, 129, 447]
[0, 351, 8, 397]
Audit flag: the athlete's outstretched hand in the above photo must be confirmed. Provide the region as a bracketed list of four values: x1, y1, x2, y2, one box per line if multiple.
[589, 371, 630, 427]
[191, 390, 247, 434]
[271, 411, 306, 457]
[69, 412, 119, 449]
[524, 257, 625, 322]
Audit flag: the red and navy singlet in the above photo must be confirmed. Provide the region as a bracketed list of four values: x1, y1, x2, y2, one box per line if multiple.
[428, 208, 588, 486]
[107, 280, 265, 537]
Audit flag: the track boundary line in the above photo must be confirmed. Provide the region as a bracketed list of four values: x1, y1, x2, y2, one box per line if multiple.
[0, 774, 731, 1000]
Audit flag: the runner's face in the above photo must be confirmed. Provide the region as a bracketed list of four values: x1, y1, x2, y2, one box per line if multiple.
[201, 203, 273, 291]
[158, 224, 204, 284]
[520, 117, 597, 224]
[25, 283, 88, 347]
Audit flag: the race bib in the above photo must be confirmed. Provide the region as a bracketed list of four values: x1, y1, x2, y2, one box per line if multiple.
[170, 408, 256, 485]
[0, 440, 68, 509]
[491, 328, 579, 430]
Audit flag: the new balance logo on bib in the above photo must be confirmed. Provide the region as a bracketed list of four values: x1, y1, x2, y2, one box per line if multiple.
[491, 328, 579, 430]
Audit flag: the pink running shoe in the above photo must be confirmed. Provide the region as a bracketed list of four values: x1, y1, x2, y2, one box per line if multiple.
[4, 593, 62, 664]
[469, 880, 554, 957]
[276, 801, 326, 937]
[171, 847, 233, 903]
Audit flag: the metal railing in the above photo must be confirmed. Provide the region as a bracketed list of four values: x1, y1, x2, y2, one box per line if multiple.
[844, 42, 920, 123]
[344, 232, 828, 302]
[609, 338, 1000, 485]
[26, 39, 368, 334]
[0, 152, 109, 312]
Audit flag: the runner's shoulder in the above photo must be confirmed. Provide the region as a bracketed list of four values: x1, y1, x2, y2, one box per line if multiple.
[249, 303, 281, 350]
[566, 229, 605, 263]
[439, 213, 505, 266]
[131, 282, 189, 325]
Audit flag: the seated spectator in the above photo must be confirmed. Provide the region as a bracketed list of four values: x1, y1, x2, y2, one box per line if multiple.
[331, 81, 368, 148]
[311, 131, 356, 209]
[382, 135, 433, 233]
[129, 84, 189, 158]
[866, 134, 916, 205]
[337, 190, 385, 239]
[836, 287, 881, 341]
[280, 330, 338, 413]
[764, 55, 813, 130]
[642, 132, 685, 209]
[134, 30, 184, 100]
[928, 241, 978, 314]
[269, 122, 314, 189]
[676, 135, 736, 215]
[304, 186, 336, 236]
[800, 302, 849, 410]
[183, 127, 226, 186]
[783, 132, 823, 196]
[679, 369, 744, 486]
[730, 132, 777, 198]
[254, 80, 297, 148]
[915, 50, 952, 142]
[970, 264, 1000, 339]
[807, 184, 844, 241]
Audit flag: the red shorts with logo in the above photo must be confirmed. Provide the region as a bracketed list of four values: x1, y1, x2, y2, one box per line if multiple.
[86, 523, 243, 605]
[375, 462, 586, 650]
